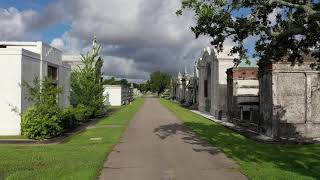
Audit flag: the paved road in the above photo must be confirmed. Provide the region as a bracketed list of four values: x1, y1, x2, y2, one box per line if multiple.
[99, 98, 247, 180]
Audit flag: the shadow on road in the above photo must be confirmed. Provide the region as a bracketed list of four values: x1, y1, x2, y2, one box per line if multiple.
[156, 118, 320, 179]
[154, 123, 220, 156]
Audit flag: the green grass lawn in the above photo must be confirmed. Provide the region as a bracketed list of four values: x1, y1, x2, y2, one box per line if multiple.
[0, 98, 144, 180]
[160, 99, 320, 180]
[0, 136, 28, 140]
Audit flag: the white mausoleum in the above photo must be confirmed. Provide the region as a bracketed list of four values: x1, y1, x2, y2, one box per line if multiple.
[197, 47, 236, 120]
[0, 42, 71, 135]
[103, 85, 133, 106]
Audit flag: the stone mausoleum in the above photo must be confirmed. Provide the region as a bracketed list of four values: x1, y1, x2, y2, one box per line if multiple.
[171, 65, 198, 107]
[197, 47, 235, 120]
[226, 67, 259, 123]
[259, 58, 320, 139]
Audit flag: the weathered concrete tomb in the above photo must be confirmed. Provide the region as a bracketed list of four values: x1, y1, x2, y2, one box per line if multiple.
[259, 59, 320, 139]
[171, 72, 184, 102]
[197, 47, 235, 120]
[226, 67, 259, 123]
[171, 65, 198, 106]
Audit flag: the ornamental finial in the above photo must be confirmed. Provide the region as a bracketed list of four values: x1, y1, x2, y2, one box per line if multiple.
[93, 35, 97, 48]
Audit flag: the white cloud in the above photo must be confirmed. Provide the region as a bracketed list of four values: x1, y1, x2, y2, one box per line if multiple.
[0, 7, 36, 40]
[103, 56, 149, 80]
[51, 0, 212, 80]
[50, 38, 64, 50]
[4, 0, 218, 80]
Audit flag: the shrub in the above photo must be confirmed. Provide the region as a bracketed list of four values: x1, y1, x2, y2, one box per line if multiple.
[60, 104, 102, 130]
[93, 106, 107, 118]
[60, 107, 77, 129]
[21, 105, 63, 140]
[73, 104, 93, 123]
[21, 77, 64, 140]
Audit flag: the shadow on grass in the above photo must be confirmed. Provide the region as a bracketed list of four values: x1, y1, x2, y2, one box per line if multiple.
[154, 123, 220, 156]
[160, 99, 320, 178]
[154, 104, 320, 179]
[190, 121, 320, 178]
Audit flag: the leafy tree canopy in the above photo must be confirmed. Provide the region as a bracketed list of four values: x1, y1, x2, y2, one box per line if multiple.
[70, 37, 105, 116]
[135, 82, 151, 93]
[149, 71, 171, 95]
[178, 0, 320, 69]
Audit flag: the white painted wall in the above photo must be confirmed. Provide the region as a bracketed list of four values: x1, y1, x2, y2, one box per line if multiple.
[218, 60, 234, 85]
[236, 80, 259, 87]
[0, 42, 71, 135]
[104, 85, 122, 106]
[237, 88, 259, 95]
[0, 49, 41, 135]
[211, 58, 234, 117]
[235, 79, 259, 96]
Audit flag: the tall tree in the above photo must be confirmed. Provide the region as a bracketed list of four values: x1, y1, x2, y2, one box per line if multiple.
[70, 37, 105, 116]
[177, 0, 320, 69]
[149, 71, 171, 96]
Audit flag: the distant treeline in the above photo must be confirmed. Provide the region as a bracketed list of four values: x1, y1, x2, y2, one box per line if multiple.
[103, 70, 171, 96]
[103, 77, 132, 87]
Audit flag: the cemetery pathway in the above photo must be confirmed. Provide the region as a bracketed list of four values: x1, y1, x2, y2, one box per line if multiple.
[99, 98, 247, 180]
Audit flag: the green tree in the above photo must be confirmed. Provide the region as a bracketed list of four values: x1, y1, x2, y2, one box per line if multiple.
[177, 0, 320, 68]
[70, 37, 105, 117]
[21, 77, 63, 140]
[149, 71, 171, 96]
[137, 82, 151, 93]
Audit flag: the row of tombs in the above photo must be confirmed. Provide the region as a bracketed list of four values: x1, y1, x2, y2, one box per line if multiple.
[171, 47, 320, 140]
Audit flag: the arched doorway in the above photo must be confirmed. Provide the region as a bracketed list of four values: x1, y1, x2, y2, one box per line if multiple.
[204, 63, 211, 112]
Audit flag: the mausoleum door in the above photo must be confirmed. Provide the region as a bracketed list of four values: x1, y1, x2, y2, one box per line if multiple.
[205, 64, 211, 112]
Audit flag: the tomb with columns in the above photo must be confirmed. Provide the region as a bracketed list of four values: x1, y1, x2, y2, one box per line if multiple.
[171, 65, 198, 107]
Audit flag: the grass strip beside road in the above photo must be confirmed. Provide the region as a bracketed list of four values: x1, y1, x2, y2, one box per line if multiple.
[0, 136, 28, 140]
[160, 99, 320, 180]
[0, 98, 144, 180]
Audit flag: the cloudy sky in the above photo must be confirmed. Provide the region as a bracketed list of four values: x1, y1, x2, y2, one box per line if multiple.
[0, 0, 218, 82]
